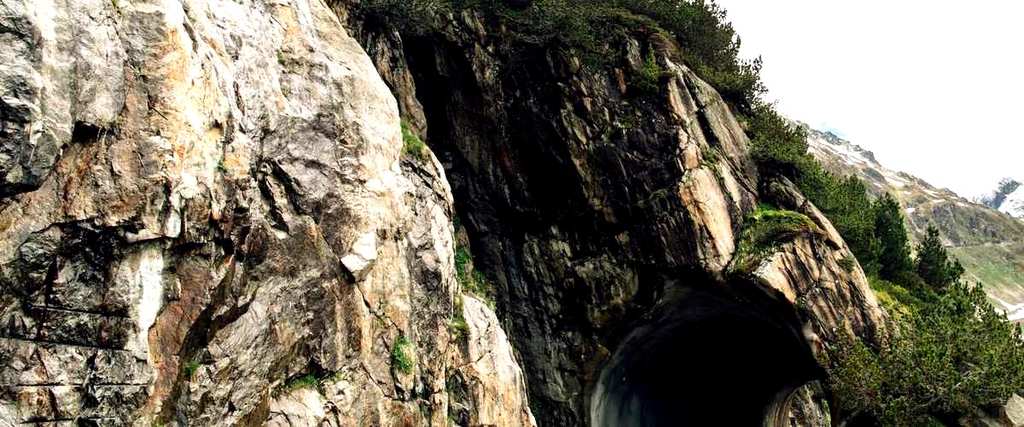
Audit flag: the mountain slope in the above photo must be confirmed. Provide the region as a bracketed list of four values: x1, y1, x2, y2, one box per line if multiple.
[802, 123, 1024, 317]
[981, 179, 1024, 219]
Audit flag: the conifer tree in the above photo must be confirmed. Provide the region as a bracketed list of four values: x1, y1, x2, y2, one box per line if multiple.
[873, 193, 912, 280]
[915, 225, 965, 292]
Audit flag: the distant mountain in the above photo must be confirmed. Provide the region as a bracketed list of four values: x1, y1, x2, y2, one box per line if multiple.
[801, 122, 1024, 318]
[980, 178, 1024, 220]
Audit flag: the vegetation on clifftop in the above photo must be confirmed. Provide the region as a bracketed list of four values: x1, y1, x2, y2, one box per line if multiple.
[359, 0, 763, 106]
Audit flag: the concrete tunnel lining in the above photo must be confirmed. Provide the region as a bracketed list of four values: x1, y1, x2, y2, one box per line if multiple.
[589, 285, 820, 426]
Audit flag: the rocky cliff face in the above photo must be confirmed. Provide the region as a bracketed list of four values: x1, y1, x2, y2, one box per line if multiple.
[804, 124, 1024, 319]
[1, 1, 885, 425]
[0, 1, 533, 425]
[346, 6, 884, 426]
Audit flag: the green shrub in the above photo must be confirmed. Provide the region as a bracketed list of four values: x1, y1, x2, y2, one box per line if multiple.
[358, 0, 765, 106]
[402, 121, 429, 162]
[449, 295, 470, 342]
[837, 256, 856, 273]
[391, 335, 415, 374]
[630, 52, 669, 95]
[867, 277, 921, 321]
[797, 166, 882, 274]
[454, 243, 495, 308]
[874, 193, 913, 280]
[741, 205, 817, 246]
[183, 360, 201, 379]
[830, 282, 1024, 424]
[701, 146, 721, 166]
[284, 373, 320, 392]
[915, 225, 966, 293]
[828, 333, 884, 417]
[613, 0, 765, 107]
[746, 104, 808, 177]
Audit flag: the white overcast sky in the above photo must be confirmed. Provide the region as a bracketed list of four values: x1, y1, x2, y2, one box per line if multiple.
[713, 0, 1023, 198]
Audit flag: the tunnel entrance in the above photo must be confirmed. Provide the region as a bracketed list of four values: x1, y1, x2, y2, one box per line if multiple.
[590, 285, 820, 426]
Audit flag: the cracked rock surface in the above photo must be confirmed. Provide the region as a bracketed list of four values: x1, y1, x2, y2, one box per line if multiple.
[0, 0, 532, 425]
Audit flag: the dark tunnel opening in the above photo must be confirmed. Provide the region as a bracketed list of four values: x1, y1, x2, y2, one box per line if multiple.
[590, 286, 821, 427]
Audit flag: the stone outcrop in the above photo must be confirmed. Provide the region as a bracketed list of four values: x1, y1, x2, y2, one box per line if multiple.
[0, 0, 532, 425]
[2, 0, 889, 425]
[347, 7, 885, 425]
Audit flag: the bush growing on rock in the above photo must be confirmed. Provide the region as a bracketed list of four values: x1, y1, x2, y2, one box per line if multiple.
[833, 230, 1023, 424]
[391, 335, 415, 374]
[874, 193, 914, 280]
[357, 0, 763, 104]
[630, 51, 669, 95]
[454, 242, 495, 308]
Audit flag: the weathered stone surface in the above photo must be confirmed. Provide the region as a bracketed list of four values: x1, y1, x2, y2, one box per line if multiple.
[347, 9, 885, 425]
[755, 179, 887, 351]
[0, 0, 126, 197]
[782, 382, 832, 427]
[450, 295, 537, 427]
[1, 0, 533, 425]
[960, 394, 1024, 427]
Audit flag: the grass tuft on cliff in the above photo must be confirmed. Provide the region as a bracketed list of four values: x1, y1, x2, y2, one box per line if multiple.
[454, 243, 495, 308]
[391, 335, 415, 374]
[732, 205, 817, 273]
[182, 360, 201, 379]
[284, 373, 320, 392]
[401, 121, 429, 162]
[449, 302, 470, 342]
[629, 51, 671, 95]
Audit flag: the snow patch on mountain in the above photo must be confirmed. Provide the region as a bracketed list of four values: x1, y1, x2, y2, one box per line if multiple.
[979, 179, 1024, 219]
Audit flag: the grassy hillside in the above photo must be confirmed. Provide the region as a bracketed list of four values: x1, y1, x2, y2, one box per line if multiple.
[952, 243, 1024, 309]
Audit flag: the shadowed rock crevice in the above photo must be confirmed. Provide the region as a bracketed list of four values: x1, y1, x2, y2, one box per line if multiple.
[590, 285, 819, 426]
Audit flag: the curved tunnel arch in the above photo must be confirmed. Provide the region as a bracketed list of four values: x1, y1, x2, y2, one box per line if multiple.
[589, 284, 822, 426]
